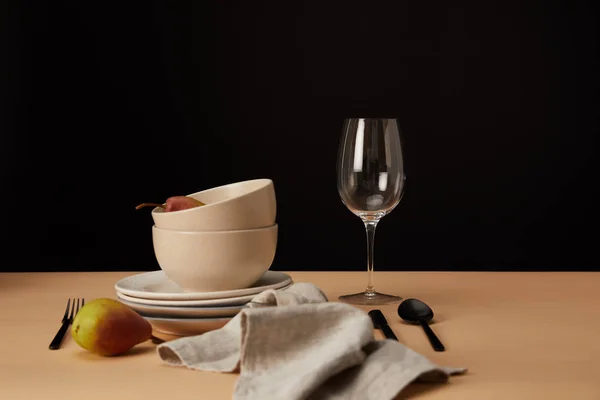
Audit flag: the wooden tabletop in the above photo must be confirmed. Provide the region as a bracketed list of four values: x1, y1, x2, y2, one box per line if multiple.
[1, 271, 599, 399]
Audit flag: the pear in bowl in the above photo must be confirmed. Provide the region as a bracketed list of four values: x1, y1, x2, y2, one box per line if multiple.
[148, 179, 276, 232]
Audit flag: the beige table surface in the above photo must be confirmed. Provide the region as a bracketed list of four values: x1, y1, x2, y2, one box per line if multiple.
[1, 271, 599, 399]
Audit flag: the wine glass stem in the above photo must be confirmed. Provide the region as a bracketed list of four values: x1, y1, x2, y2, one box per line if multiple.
[364, 220, 378, 297]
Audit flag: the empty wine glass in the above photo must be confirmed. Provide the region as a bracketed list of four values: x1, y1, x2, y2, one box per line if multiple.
[337, 118, 406, 305]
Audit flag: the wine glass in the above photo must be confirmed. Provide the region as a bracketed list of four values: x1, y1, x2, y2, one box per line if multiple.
[337, 118, 406, 305]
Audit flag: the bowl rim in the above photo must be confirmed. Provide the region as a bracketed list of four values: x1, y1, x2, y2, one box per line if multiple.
[151, 223, 278, 236]
[151, 178, 274, 215]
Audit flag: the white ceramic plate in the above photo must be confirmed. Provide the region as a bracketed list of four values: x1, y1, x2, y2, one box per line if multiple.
[116, 291, 258, 307]
[145, 316, 231, 336]
[118, 297, 246, 318]
[115, 270, 293, 300]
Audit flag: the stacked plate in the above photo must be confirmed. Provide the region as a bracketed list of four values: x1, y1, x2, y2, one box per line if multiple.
[114, 270, 293, 337]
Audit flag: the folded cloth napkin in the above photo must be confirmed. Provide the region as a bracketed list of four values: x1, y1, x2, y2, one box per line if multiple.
[157, 283, 467, 400]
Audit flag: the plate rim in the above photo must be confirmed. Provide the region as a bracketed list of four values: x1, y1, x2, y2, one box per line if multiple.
[144, 316, 233, 323]
[117, 297, 246, 318]
[146, 316, 231, 336]
[118, 297, 246, 312]
[114, 270, 292, 301]
[116, 291, 257, 307]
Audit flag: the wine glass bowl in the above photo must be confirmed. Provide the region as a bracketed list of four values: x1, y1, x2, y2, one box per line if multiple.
[337, 118, 406, 305]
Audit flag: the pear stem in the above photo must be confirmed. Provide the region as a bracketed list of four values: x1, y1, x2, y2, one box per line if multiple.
[135, 202, 165, 210]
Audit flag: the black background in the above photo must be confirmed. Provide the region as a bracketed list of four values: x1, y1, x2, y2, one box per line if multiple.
[1, 1, 598, 272]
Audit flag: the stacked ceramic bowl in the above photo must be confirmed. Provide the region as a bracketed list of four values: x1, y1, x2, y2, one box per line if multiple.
[114, 179, 291, 338]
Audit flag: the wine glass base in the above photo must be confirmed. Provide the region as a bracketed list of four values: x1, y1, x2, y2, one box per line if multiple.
[338, 291, 402, 305]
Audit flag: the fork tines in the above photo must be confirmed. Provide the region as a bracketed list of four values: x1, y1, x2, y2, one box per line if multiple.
[48, 298, 85, 350]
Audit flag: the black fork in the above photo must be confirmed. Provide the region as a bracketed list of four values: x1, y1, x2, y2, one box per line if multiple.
[49, 298, 85, 350]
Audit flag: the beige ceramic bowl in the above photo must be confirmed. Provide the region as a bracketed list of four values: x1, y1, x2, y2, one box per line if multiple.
[151, 223, 278, 292]
[151, 179, 276, 232]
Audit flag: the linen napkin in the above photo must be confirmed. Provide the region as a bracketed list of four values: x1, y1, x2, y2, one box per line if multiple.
[156, 283, 467, 400]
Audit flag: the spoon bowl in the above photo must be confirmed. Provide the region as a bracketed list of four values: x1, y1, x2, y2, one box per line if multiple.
[397, 298, 445, 352]
[397, 298, 434, 324]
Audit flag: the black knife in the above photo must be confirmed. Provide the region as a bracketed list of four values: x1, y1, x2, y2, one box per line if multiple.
[368, 309, 398, 341]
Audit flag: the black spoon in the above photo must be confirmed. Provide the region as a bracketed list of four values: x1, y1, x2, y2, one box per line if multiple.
[397, 298, 445, 352]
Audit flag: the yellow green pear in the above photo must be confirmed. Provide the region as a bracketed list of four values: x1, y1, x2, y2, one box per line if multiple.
[71, 298, 153, 356]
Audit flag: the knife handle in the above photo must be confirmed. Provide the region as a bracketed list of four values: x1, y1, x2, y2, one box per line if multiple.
[380, 324, 398, 341]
